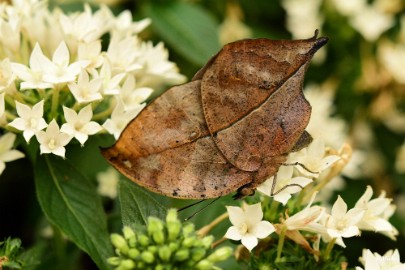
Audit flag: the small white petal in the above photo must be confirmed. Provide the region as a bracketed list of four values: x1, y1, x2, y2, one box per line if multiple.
[241, 235, 258, 252]
[224, 226, 242, 241]
[254, 221, 275, 239]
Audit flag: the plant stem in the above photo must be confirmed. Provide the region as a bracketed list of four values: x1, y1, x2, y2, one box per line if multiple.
[276, 226, 287, 262]
[197, 212, 229, 237]
[323, 238, 336, 261]
[50, 84, 61, 120]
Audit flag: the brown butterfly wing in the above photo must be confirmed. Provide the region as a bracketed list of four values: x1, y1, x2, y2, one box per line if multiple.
[200, 36, 328, 171]
[101, 80, 253, 199]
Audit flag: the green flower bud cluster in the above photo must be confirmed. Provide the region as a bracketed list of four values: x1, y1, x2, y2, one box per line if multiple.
[108, 209, 233, 270]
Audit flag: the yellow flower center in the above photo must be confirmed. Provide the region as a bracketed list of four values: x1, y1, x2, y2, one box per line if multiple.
[48, 139, 56, 150]
[29, 118, 37, 128]
[238, 223, 248, 234]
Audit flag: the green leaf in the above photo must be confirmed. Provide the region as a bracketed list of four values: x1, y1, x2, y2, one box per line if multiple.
[119, 177, 168, 226]
[144, 1, 220, 66]
[34, 155, 113, 270]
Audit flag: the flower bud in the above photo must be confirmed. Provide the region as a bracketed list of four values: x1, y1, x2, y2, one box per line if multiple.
[174, 249, 190, 261]
[122, 226, 135, 239]
[195, 259, 213, 270]
[147, 217, 164, 235]
[147, 245, 158, 254]
[152, 230, 165, 244]
[158, 245, 172, 262]
[167, 221, 182, 241]
[182, 236, 196, 248]
[166, 209, 178, 223]
[182, 223, 195, 237]
[118, 259, 135, 269]
[191, 247, 206, 261]
[138, 234, 150, 247]
[201, 235, 214, 249]
[141, 251, 155, 264]
[207, 246, 233, 262]
[111, 233, 129, 255]
[106, 256, 121, 266]
[168, 242, 180, 252]
[128, 248, 140, 259]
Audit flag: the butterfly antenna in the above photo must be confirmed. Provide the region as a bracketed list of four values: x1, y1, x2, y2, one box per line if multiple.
[182, 197, 221, 221]
[177, 199, 205, 212]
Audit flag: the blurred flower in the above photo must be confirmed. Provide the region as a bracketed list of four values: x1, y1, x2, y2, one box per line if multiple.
[331, 0, 366, 16]
[0, 133, 24, 175]
[305, 84, 347, 149]
[323, 196, 364, 247]
[225, 203, 275, 251]
[282, 0, 324, 39]
[288, 138, 341, 177]
[218, 2, 252, 45]
[378, 41, 405, 84]
[8, 100, 48, 143]
[60, 105, 102, 145]
[355, 249, 405, 270]
[349, 4, 394, 41]
[0, 59, 16, 92]
[257, 165, 312, 205]
[354, 186, 398, 240]
[36, 119, 72, 158]
[97, 167, 119, 199]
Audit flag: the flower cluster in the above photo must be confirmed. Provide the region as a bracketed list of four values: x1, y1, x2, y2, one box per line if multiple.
[108, 209, 232, 270]
[0, 0, 186, 166]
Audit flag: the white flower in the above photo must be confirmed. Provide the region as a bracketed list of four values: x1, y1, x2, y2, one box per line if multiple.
[288, 137, 341, 177]
[103, 99, 145, 139]
[68, 69, 103, 103]
[95, 57, 126, 96]
[379, 41, 405, 84]
[0, 58, 16, 92]
[257, 166, 312, 205]
[0, 93, 4, 117]
[118, 75, 153, 111]
[283, 192, 326, 234]
[354, 186, 398, 239]
[60, 105, 102, 145]
[41, 40, 89, 84]
[356, 249, 405, 270]
[77, 41, 103, 69]
[8, 100, 48, 142]
[0, 133, 25, 175]
[331, 0, 366, 16]
[0, 8, 21, 51]
[323, 196, 365, 247]
[112, 11, 150, 37]
[97, 167, 120, 199]
[10, 44, 54, 90]
[349, 5, 394, 41]
[134, 42, 186, 87]
[36, 119, 72, 158]
[106, 35, 143, 74]
[224, 203, 275, 251]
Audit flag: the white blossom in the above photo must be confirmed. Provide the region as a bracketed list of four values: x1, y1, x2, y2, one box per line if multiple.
[257, 165, 312, 205]
[41, 40, 89, 84]
[354, 186, 398, 240]
[103, 99, 145, 139]
[60, 105, 102, 145]
[224, 203, 275, 251]
[8, 100, 48, 142]
[356, 249, 405, 270]
[288, 137, 341, 177]
[118, 75, 153, 111]
[68, 69, 103, 103]
[36, 119, 72, 158]
[10, 44, 54, 90]
[0, 133, 24, 175]
[323, 196, 364, 247]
